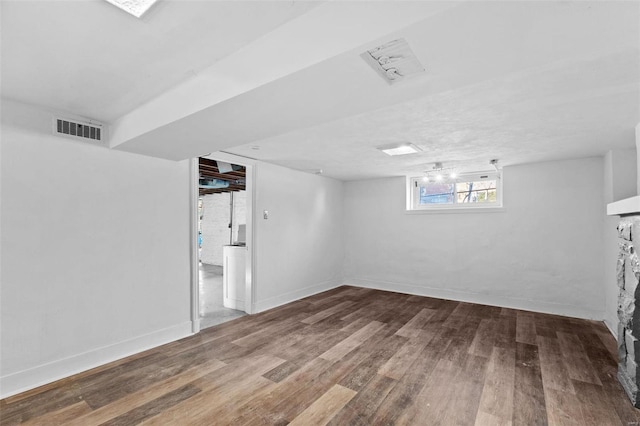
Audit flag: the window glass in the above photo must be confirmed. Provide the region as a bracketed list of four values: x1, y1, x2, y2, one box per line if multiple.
[409, 172, 501, 210]
[455, 180, 497, 204]
[419, 182, 454, 205]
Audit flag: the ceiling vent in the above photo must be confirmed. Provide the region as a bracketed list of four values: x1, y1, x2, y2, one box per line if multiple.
[103, 0, 159, 18]
[53, 117, 106, 146]
[362, 38, 425, 84]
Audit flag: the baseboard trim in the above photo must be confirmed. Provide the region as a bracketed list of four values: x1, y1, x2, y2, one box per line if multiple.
[345, 278, 604, 321]
[0, 321, 193, 399]
[253, 279, 343, 313]
[223, 299, 245, 311]
[604, 318, 618, 340]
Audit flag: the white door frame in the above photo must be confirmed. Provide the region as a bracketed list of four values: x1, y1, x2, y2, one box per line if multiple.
[190, 154, 256, 334]
[190, 158, 201, 333]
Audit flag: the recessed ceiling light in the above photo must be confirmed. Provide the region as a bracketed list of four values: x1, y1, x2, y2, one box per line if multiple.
[377, 143, 422, 156]
[104, 0, 158, 18]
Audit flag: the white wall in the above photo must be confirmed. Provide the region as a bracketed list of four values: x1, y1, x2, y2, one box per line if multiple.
[637, 124, 640, 195]
[604, 148, 639, 333]
[343, 157, 606, 319]
[252, 162, 344, 312]
[0, 100, 193, 398]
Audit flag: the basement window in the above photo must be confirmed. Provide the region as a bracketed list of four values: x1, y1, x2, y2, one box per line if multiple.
[408, 172, 503, 212]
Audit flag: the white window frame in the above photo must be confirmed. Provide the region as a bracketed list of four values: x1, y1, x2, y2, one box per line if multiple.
[407, 171, 503, 212]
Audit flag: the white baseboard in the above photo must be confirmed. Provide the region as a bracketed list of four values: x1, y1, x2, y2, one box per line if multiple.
[603, 317, 618, 340]
[223, 298, 245, 311]
[0, 321, 193, 399]
[253, 279, 343, 313]
[345, 278, 604, 321]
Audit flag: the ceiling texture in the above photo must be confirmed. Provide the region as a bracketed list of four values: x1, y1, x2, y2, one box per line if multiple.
[2, 0, 639, 180]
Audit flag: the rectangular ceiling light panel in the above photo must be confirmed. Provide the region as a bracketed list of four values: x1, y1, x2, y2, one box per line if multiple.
[362, 38, 425, 84]
[104, 0, 158, 18]
[377, 143, 422, 156]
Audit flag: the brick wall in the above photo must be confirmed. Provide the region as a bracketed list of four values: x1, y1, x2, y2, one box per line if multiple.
[200, 191, 246, 266]
[232, 190, 247, 244]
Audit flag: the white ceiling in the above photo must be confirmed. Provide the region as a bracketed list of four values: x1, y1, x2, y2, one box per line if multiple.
[225, 1, 640, 179]
[0, 0, 319, 121]
[2, 1, 639, 180]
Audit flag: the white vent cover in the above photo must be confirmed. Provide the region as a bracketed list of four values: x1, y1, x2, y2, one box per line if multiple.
[103, 0, 159, 18]
[53, 117, 106, 146]
[362, 38, 425, 84]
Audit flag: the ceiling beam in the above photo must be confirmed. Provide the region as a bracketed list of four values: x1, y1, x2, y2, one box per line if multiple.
[199, 172, 243, 182]
[199, 157, 246, 193]
[199, 185, 245, 195]
[110, 2, 458, 160]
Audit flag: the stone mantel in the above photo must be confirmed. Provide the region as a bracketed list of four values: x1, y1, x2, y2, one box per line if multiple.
[608, 195, 640, 216]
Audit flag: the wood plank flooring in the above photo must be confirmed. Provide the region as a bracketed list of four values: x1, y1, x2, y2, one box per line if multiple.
[1, 286, 638, 425]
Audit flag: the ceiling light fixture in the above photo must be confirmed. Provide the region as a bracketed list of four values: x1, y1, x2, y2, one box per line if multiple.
[103, 0, 158, 18]
[422, 162, 458, 182]
[362, 39, 425, 84]
[377, 143, 422, 156]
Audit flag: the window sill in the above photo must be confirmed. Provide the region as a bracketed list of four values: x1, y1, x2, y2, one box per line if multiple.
[405, 206, 505, 215]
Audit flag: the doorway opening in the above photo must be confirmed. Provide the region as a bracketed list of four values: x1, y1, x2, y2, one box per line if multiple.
[196, 157, 250, 329]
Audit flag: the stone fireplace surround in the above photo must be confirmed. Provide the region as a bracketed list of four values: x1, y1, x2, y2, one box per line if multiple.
[609, 196, 640, 406]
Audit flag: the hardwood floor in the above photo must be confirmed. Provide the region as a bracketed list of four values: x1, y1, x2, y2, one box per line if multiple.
[1, 286, 638, 425]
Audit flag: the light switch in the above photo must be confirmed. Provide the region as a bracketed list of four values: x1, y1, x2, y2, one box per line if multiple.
[263, 210, 269, 220]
